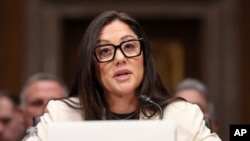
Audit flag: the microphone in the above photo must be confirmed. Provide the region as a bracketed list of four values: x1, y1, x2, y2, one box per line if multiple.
[139, 95, 163, 120]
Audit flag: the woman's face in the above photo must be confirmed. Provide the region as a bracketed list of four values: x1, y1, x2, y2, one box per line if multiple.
[95, 20, 144, 97]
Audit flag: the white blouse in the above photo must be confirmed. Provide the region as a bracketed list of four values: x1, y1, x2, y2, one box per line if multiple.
[34, 97, 221, 141]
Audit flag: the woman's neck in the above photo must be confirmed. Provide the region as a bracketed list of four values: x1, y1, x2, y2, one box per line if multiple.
[106, 93, 138, 114]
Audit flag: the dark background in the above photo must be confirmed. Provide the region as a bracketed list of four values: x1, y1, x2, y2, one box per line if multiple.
[1, 0, 249, 140]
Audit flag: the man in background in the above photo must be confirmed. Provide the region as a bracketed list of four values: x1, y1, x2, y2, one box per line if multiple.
[173, 78, 218, 133]
[0, 91, 25, 141]
[20, 72, 68, 128]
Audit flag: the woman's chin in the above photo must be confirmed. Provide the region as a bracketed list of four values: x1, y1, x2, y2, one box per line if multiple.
[113, 89, 135, 96]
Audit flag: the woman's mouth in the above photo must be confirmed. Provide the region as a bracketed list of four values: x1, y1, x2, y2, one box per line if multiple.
[114, 69, 132, 81]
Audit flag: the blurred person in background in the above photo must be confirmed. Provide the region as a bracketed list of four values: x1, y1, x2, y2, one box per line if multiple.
[20, 72, 68, 128]
[173, 78, 218, 133]
[0, 91, 25, 141]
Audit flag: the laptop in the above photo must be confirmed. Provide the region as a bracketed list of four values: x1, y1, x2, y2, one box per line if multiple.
[48, 120, 176, 141]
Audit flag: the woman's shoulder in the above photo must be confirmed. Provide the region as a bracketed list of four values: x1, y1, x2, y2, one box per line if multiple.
[47, 97, 80, 109]
[45, 97, 82, 121]
[163, 100, 221, 141]
[52, 97, 79, 105]
[164, 100, 200, 114]
[163, 100, 203, 132]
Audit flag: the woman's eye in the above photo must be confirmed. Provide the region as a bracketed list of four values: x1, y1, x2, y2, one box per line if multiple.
[123, 43, 135, 50]
[100, 47, 112, 56]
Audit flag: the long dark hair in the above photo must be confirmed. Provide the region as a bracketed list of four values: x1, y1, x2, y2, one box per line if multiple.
[69, 10, 173, 120]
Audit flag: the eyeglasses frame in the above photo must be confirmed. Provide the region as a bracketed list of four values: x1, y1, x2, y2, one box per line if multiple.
[94, 38, 143, 63]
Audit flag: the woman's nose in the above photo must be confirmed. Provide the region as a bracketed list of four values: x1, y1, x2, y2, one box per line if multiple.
[114, 49, 126, 63]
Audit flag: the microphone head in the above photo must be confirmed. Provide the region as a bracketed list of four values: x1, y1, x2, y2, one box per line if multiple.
[139, 95, 164, 119]
[138, 95, 150, 104]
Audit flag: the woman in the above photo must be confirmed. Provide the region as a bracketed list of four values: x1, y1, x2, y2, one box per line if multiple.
[33, 11, 221, 141]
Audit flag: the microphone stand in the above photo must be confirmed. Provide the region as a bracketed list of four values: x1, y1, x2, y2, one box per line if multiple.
[139, 95, 163, 120]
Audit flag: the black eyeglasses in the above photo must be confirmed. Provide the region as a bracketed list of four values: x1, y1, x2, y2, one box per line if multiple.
[94, 38, 143, 63]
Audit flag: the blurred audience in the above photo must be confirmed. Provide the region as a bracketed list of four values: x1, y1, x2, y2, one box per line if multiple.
[173, 78, 218, 133]
[20, 72, 68, 128]
[0, 90, 25, 141]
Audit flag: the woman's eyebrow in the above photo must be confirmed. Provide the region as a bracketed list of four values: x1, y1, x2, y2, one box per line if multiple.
[96, 39, 109, 45]
[121, 35, 136, 40]
[96, 35, 136, 45]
